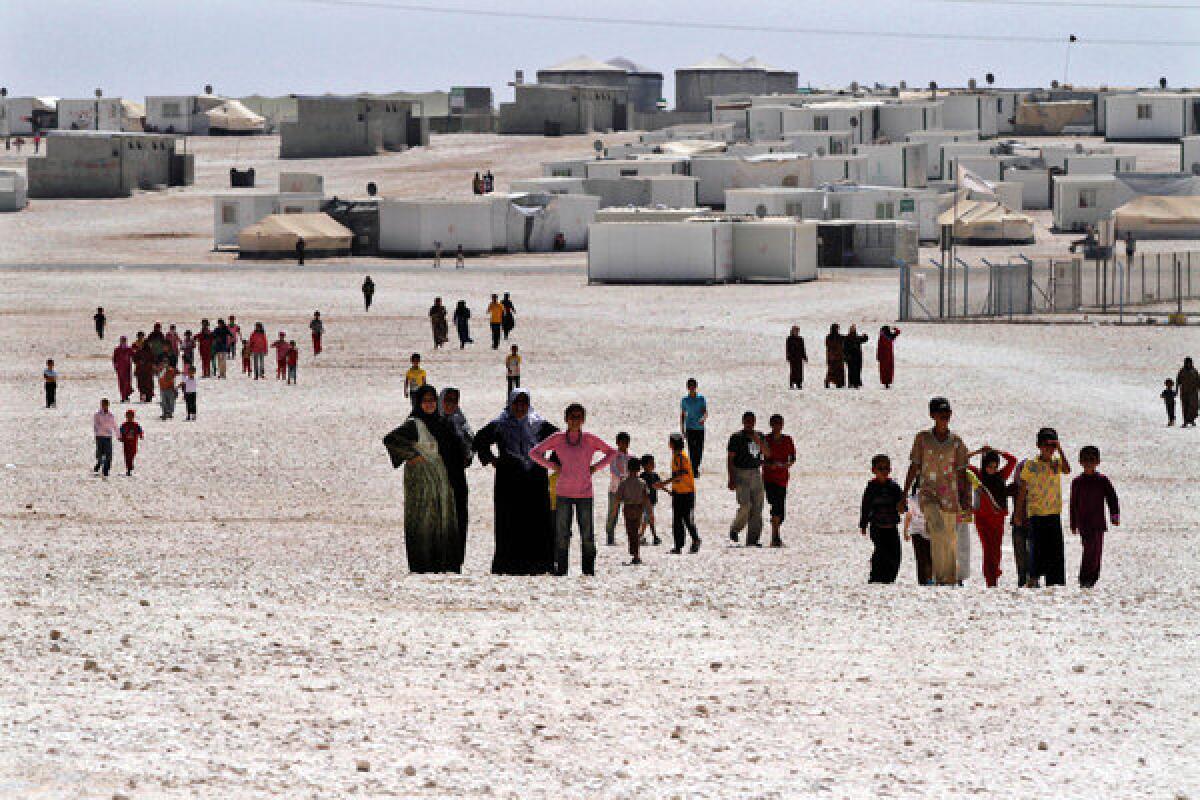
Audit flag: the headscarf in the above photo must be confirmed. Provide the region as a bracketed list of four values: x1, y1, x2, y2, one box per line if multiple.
[490, 388, 545, 468]
[439, 387, 475, 465]
[409, 384, 461, 463]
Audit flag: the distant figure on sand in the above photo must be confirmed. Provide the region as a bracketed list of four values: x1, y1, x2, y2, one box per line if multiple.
[456, 245, 465, 270]
[43, 359, 57, 408]
[843, 325, 869, 389]
[1162, 379, 1176, 426]
[94, 307, 106, 339]
[429, 298, 449, 349]
[680, 378, 707, 476]
[361, 276, 375, 311]
[1177, 357, 1199, 427]
[824, 324, 845, 388]
[506, 345, 521, 394]
[309, 311, 323, 356]
[383, 384, 463, 574]
[112, 336, 133, 402]
[877, 326, 901, 388]
[786, 326, 807, 389]
[727, 411, 767, 547]
[453, 301, 473, 349]
[93, 399, 118, 478]
[501, 293, 516, 339]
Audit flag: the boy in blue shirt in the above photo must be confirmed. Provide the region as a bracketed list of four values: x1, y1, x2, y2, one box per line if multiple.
[679, 378, 708, 476]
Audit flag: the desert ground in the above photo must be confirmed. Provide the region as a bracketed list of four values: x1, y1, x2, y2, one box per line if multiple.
[1, 133, 1198, 799]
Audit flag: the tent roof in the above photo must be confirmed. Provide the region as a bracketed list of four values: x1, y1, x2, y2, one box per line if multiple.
[205, 99, 266, 131]
[682, 54, 755, 70]
[606, 57, 658, 75]
[238, 213, 352, 253]
[543, 55, 624, 72]
[1114, 195, 1200, 226]
[120, 99, 145, 118]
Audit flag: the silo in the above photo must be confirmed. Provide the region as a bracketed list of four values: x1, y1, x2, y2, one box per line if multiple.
[675, 54, 767, 113]
[536, 55, 628, 91]
[743, 57, 798, 96]
[606, 57, 664, 113]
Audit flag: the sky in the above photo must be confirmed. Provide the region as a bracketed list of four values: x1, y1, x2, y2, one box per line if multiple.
[2, 0, 1198, 102]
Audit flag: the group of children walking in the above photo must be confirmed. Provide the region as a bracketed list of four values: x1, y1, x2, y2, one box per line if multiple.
[861, 397, 1120, 589]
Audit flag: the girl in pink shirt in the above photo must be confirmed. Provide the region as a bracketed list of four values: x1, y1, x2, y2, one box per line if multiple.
[529, 403, 616, 576]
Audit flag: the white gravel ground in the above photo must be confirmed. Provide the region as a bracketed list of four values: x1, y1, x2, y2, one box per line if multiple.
[1, 261, 1197, 799]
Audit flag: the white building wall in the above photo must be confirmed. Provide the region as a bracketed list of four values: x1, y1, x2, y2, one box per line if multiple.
[1105, 94, 1190, 140]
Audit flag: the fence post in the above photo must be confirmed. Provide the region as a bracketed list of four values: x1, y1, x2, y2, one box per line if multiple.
[899, 264, 908, 321]
[938, 257, 945, 319]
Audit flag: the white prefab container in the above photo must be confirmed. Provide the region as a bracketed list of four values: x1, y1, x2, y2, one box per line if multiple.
[379, 198, 500, 255]
[581, 176, 699, 208]
[747, 106, 785, 141]
[1062, 154, 1137, 175]
[1000, 167, 1051, 210]
[781, 104, 876, 144]
[852, 143, 928, 188]
[1105, 93, 1199, 141]
[584, 159, 684, 179]
[0, 170, 29, 211]
[725, 187, 825, 218]
[939, 95, 998, 137]
[275, 192, 323, 215]
[588, 221, 734, 284]
[1052, 175, 1120, 232]
[1039, 144, 1113, 171]
[542, 159, 589, 178]
[782, 130, 854, 156]
[712, 107, 749, 140]
[938, 142, 996, 180]
[510, 177, 588, 195]
[906, 130, 981, 178]
[992, 181, 1024, 210]
[690, 155, 817, 206]
[876, 102, 942, 141]
[828, 187, 943, 241]
[1, 97, 56, 135]
[732, 219, 818, 282]
[279, 172, 324, 194]
[951, 155, 1003, 182]
[594, 207, 712, 222]
[57, 98, 126, 131]
[1184, 136, 1200, 173]
[811, 155, 868, 184]
[503, 193, 601, 251]
[213, 191, 281, 248]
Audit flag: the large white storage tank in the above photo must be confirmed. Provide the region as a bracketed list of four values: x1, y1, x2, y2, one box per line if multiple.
[732, 219, 818, 282]
[588, 221, 734, 284]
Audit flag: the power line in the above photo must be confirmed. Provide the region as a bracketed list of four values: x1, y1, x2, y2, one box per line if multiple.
[281, 0, 1200, 45]
[917, 0, 1199, 8]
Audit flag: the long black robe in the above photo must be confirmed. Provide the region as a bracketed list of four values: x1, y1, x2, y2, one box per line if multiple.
[843, 332, 869, 389]
[473, 418, 558, 575]
[786, 334, 806, 388]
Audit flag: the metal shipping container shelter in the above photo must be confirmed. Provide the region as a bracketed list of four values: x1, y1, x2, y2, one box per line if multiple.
[588, 221, 735, 283]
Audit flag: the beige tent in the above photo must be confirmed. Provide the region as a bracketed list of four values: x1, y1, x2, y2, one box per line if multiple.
[938, 198, 1035, 244]
[1113, 195, 1200, 239]
[206, 99, 266, 134]
[1014, 100, 1091, 134]
[119, 99, 146, 131]
[237, 213, 352, 258]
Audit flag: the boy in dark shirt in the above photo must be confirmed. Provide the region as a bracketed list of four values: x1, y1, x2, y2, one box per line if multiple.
[1162, 379, 1176, 426]
[1069, 446, 1120, 588]
[639, 454, 663, 546]
[616, 457, 651, 565]
[859, 454, 907, 583]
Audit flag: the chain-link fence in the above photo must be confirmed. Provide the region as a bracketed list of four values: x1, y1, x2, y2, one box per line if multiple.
[899, 250, 1200, 321]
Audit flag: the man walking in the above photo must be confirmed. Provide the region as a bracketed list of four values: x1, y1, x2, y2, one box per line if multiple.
[309, 311, 324, 357]
[727, 411, 767, 547]
[680, 378, 707, 476]
[361, 276, 375, 311]
[93, 398, 118, 478]
[903, 397, 970, 586]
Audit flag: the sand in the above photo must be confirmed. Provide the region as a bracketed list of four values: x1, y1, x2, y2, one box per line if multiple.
[1, 258, 1197, 798]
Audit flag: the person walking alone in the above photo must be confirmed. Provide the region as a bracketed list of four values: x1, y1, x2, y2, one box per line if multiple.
[94, 307, 107, 340]
[877, 326, 900, 388]
[786, 326, 807, 389]
[487, 294, 504, 349]
[680, 378, 707, 476]
[309, 311, 324, 357]
[501, 293, 516, 340]
[453, 301, 473, 349]
[362, 275, 375, 311]
[727, 411, 768, 547]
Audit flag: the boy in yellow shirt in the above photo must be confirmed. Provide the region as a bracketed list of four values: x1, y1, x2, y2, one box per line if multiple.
[1014, 427, 1072, 588]
[404, 353, 427, 398]
[487, 294, 504, 349]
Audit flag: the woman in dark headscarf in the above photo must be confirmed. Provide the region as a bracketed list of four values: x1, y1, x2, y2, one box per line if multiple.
[824, 324, 845, 389]
[877, 325, 901, 389]
[439, 387, 474, 566]
[383, 384, 462, 573]
[1178, 356, 1200, 427]
[786, 326, 807, 390]
[843, 324, 869, 389]
[473, 388, 558, 575]
[452, 301, 473, 349]
[429, 298, 449, 349]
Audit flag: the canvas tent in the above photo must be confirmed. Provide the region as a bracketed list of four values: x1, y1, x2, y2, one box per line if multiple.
[1113, 196, 1200, 239]
[237, 213, 352, 258]
[938, 199, 1035, 244]
[205, 100, 266, 134]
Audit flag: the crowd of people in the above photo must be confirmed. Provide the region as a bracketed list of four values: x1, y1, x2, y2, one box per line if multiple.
[49, 290, 1192, 588]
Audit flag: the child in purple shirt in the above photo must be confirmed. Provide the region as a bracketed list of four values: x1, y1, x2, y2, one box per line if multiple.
[1069, 445, 1120, 588]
